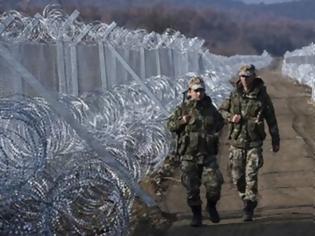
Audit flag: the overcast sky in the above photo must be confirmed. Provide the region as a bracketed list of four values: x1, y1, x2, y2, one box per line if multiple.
[240, 0, 300, 4]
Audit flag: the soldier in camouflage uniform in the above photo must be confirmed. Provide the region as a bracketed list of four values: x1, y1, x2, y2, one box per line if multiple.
[167, 77, 224, 227]
[219, 64, 280, 221]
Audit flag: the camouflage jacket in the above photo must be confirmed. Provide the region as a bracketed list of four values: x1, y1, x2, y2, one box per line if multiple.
[219, 78, 280, 149]
[167, 95, 224, 160]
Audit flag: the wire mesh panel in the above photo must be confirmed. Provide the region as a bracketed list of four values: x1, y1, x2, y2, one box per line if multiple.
[144, 49, 158, 79]
[76, 43, 102, 93]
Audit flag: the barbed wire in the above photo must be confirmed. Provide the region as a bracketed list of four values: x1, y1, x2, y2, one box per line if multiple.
[0, 4, 204, 51]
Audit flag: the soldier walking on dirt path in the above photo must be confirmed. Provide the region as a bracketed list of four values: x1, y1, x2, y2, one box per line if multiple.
[167, 76, 224, 227]
[219, 64, 280, 222]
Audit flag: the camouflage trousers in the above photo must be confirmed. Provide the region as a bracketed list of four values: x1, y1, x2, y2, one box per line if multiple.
[228, 146, 264, 202]
[180, 156, 224, 207]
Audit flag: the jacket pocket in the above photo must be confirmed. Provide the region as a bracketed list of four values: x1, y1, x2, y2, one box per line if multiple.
[230, 123, 241, 140]
[186, 132, 199, 154]
[247, 119, 266, 141]
[178, 134, 189, 155]
[256, 121, 266, 140]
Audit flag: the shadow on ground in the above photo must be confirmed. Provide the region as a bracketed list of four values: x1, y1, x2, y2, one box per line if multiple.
[164, 218, 314, 236]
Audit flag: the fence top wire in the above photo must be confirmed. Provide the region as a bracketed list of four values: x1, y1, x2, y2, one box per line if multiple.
[0, 4, 205, 52]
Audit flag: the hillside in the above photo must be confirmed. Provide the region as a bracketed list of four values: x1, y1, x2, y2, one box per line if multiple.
[1, 1, 315, 56]
[259, 0, 315, 21]
[1, 1, 314, 21]
[81, 6, 315, 56]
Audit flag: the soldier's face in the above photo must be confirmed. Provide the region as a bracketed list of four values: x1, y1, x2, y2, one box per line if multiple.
[189, 88, 205, 101]
[240, 75, 255, 92]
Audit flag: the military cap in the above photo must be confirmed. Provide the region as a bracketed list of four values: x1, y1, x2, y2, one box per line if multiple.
[239, 64, 256, 77]
[189, 76, 205, 90]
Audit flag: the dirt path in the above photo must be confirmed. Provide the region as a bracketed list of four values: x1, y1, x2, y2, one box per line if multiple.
[134, 60, 315, 235]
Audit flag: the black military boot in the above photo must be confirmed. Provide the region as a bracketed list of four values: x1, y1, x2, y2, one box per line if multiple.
[190, 205, 202, 227]
[207, 201, 220, 223]
[243, 200, 257, 222]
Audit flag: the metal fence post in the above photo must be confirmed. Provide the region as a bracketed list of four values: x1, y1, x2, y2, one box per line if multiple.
[56, 10, 79, 94]
[198, 53, 204, 74]
[155, 48, 161, 76]
[123, 48, 130, 83]
[168, 48, 177, 98]
[69, 44, 78, 96]
[98, 22, 117, 90]
[140, 46, 146, 79]
[56, 40, 67, 93]
[70, 25, 93, 96]
[98, 41, 108, 90]
[184, 50, 189, 73]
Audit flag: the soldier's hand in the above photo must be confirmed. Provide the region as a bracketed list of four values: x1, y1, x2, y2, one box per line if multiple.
[272, 144, 280, 153]
[231, 114, 241, 124]
[181, 115, 191, 124]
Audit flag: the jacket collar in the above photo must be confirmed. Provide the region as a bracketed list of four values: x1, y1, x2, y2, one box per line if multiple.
[235, 77, 264, 98]
[186, 95, 212, 108]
